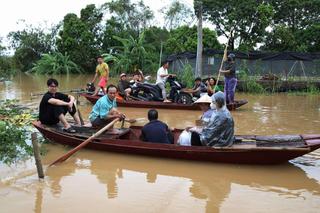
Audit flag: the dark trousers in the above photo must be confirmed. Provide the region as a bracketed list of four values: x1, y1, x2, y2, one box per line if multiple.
[41, 104, 76, 125]
[191, 132, 202, 146]
[224, 78, 237, 104]
[91, 117, 112, 128]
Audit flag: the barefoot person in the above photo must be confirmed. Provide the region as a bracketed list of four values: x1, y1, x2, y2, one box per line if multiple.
[89, 85, 125, 128]
[91, 56, 110, 96]
[156, 61, 175, 102]
[39, 78, 81, 133]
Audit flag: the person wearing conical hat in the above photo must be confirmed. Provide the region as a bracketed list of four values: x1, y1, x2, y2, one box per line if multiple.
[194, 94, 216, 125]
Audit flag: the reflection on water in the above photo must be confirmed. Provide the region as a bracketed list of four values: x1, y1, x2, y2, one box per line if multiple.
[1, 73, 320, 212]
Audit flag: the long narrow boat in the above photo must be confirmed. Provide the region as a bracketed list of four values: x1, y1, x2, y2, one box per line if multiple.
[33, 121, 320, 165]
[80, 93, 248, 111]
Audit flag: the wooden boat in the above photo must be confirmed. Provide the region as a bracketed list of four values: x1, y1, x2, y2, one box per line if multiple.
[80, 93, 248, 111]
[33, 121, 320, 165]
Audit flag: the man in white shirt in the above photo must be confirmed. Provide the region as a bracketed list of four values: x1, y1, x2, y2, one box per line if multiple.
[156, 61, 174, 102]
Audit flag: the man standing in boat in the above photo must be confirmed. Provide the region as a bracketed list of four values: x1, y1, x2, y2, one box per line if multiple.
[88, 85, 125, 128]
[39, 78, 81, 133]
[91, 56, 109, 96]
[156, 61, 175, 102]
[219, 53, 237, 104]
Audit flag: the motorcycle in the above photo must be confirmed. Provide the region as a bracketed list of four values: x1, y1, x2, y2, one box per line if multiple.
[131, 76, 193, 104]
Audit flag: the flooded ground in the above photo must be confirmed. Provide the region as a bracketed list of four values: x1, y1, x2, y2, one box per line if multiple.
[1, 73, 320, 212]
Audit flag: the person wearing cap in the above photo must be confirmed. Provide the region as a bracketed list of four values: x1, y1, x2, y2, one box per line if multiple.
[219, 53, 237, 104]
[191, 77, 207, 98]
[91, 56, 110, 96]
[118, 73, 132, 99]
[189, 91, 235, 147]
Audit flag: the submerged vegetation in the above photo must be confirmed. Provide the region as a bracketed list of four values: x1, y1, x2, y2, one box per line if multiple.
[0, 99, 37, 164]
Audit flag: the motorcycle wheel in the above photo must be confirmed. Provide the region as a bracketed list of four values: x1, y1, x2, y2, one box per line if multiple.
[175, 93, 193, 105]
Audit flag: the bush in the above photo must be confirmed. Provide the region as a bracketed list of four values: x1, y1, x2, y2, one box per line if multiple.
[0, 99, 37, 164]
[32, 52, 82, 75]
[178, 64, 194, 88]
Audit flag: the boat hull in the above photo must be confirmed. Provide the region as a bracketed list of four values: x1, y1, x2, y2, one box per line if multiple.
[33, 121, 320, 165]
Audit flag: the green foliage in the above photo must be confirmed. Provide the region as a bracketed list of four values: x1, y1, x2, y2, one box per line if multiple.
[31, 52, 81, 75]
[0, 99, 37, 164]
[196, 0, 274, 50]
[103, 0, 154, 35]
[178, 64, 195, 88]
[161, 1, 195, 30]
[108, 31, 156, 75]
[238, 66, 265, 93]
[57, 4, 103, 72]
[165, 25, 222, 53]
[263, 0, 320, 52]
[8, 23, 56, 72]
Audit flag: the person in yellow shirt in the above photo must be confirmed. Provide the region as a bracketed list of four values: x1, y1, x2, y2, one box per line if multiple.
[91, 56, 109, 96]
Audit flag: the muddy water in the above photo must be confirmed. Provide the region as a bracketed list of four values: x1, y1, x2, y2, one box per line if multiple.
[1, 73, 320, 213]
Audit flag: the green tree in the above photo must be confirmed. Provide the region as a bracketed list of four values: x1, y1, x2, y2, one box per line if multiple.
[8, 23, 56, 71]
[165, 26, 222, 53]
[103, 0, 154, 36]
[194, 0, 274, 50]
[161, 1, 195, 30]
[56, 4, 103, 72]
[0, 38, 13, 79]
[263, 0, 320, 52]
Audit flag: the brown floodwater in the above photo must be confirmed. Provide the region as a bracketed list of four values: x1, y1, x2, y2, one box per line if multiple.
[1, 73, 320, 212]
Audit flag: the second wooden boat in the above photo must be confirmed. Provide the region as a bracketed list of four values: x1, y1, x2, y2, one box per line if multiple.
[80, 93, 248, 111]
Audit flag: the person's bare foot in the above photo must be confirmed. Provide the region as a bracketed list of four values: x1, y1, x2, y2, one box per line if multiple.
[163, 99, 171, 103]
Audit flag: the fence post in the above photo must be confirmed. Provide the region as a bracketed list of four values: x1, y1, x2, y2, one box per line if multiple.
[31, 133, 44, 179]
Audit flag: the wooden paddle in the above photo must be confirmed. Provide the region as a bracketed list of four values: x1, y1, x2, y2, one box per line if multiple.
[49, 118, 120, 166]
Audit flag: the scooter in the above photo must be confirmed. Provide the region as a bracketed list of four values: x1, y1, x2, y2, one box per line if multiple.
[131, 76, 193, 104]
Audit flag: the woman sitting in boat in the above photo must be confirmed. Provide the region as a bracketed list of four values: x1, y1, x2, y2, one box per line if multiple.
[206, 77, 222, 96]
[140, 109, 173, 144]
[88, 85, 125, 128]
[188, 92, 235, 147]
[177, 95, 216, 146]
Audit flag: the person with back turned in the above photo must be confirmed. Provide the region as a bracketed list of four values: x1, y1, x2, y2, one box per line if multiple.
[140, 109, 173, 144]
[39, 78, 81, 133]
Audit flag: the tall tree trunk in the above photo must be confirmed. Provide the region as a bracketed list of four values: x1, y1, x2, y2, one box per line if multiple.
[195, 3, 203, 77]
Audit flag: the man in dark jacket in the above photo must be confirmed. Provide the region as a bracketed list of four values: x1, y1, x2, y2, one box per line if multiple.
[140, 109, 173, 144]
